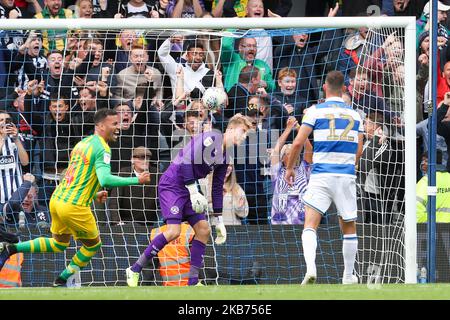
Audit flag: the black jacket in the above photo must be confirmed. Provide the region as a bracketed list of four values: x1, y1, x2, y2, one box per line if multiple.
[271, 92, 307, 123]
[358, 134, 404, 212]
[133, 95, 174, 164]
[109, 124, 146, 174]
[108, 166, 160, 225]
[225, 83, 252, 119]
[234, 129, 271, 196]
[24, 93, 76, 172]
[44, 70, 79, 101]
[393, 0, 427, 19]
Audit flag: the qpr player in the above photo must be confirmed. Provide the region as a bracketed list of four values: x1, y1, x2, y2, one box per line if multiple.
[285, 70, 364, 285]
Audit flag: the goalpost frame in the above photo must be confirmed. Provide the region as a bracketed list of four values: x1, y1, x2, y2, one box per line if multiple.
[0, 16, 417, 284]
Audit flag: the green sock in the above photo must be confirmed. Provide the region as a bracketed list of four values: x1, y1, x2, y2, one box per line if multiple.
[59, 242, 102, 281]
[14, 237, 69, 253]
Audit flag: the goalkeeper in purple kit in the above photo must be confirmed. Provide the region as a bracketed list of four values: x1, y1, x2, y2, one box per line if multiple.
[126, 114, 253, 286]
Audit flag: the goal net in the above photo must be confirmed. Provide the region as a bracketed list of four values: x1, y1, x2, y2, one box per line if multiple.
[351, 26, 410, 284]
[0, 16, 416, 287]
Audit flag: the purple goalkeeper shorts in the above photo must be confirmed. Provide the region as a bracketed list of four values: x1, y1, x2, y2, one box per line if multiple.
[158, 174, 206, 227]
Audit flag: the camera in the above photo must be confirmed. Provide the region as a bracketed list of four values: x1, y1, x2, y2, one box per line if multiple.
[5, 118, 13, 129]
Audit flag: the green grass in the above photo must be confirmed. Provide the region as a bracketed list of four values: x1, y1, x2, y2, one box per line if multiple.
[1, 284, 450, 300]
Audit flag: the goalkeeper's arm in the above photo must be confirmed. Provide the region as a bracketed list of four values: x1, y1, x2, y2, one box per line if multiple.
[211, 165, 228, 245]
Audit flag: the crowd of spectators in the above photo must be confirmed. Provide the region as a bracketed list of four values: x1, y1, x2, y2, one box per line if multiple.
[0, 0, 445, 229]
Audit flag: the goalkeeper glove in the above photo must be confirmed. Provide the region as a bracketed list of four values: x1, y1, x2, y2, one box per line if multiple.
[215, 216, 227, 245]
[186, 183, 208, 214]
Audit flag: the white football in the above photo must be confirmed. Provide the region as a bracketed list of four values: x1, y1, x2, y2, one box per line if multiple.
[202, 87, 227, 111]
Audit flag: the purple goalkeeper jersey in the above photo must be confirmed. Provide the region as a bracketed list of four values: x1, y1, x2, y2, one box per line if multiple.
[163, 130, 229, 213]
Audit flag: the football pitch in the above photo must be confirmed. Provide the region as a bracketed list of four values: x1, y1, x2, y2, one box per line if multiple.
[1, 284, 450, 300]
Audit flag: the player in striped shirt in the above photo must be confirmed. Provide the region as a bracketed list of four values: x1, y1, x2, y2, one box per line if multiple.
[0, 109, 150, 287]
[285, 70, 364, 285]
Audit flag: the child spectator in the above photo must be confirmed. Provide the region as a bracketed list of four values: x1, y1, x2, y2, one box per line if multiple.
[272, 67, 307, 122]
[3, 173, 50, 229]
[73, 0, 94, 18]
[166, 0, 205, 18]
[270, 117, 311, 225]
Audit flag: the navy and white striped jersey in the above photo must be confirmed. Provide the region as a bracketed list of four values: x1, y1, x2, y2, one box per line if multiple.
[0, 5, 22, 20]
[271, 161, 311, 224]
[302, 97, 363, 177]
[16, 55, 48, 90]
[0, 137, 24, 204]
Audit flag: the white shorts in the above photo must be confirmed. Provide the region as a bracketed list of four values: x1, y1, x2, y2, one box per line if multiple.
[302, 174, 357, 221]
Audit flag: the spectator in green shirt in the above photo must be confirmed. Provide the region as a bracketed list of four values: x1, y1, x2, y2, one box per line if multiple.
[221, 36, 275, 93]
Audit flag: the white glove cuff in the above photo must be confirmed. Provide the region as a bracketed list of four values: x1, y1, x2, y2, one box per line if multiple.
[185, 183, 198, 195]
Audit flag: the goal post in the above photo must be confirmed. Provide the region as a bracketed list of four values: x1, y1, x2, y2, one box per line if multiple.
[0, 16, 417, 285]
[402, 17, 418, 285]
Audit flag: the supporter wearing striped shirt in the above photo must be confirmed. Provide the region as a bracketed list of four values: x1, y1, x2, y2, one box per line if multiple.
[0, 0, 22, 19]
[270, 117, 312, 225]
[0, 111, 29, 211]
[0, 109, 151, 287]
[285, 70, 364, 285]
[12, 31, 48, 90]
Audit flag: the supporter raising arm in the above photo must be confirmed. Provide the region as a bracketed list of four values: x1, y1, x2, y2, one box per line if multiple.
[221, 36, 275, 92]
[158, 35, 214, 98]
[270, 116, 312, 225]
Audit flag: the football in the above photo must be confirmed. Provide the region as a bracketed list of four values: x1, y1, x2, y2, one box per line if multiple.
[202, 87, 227, 111]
